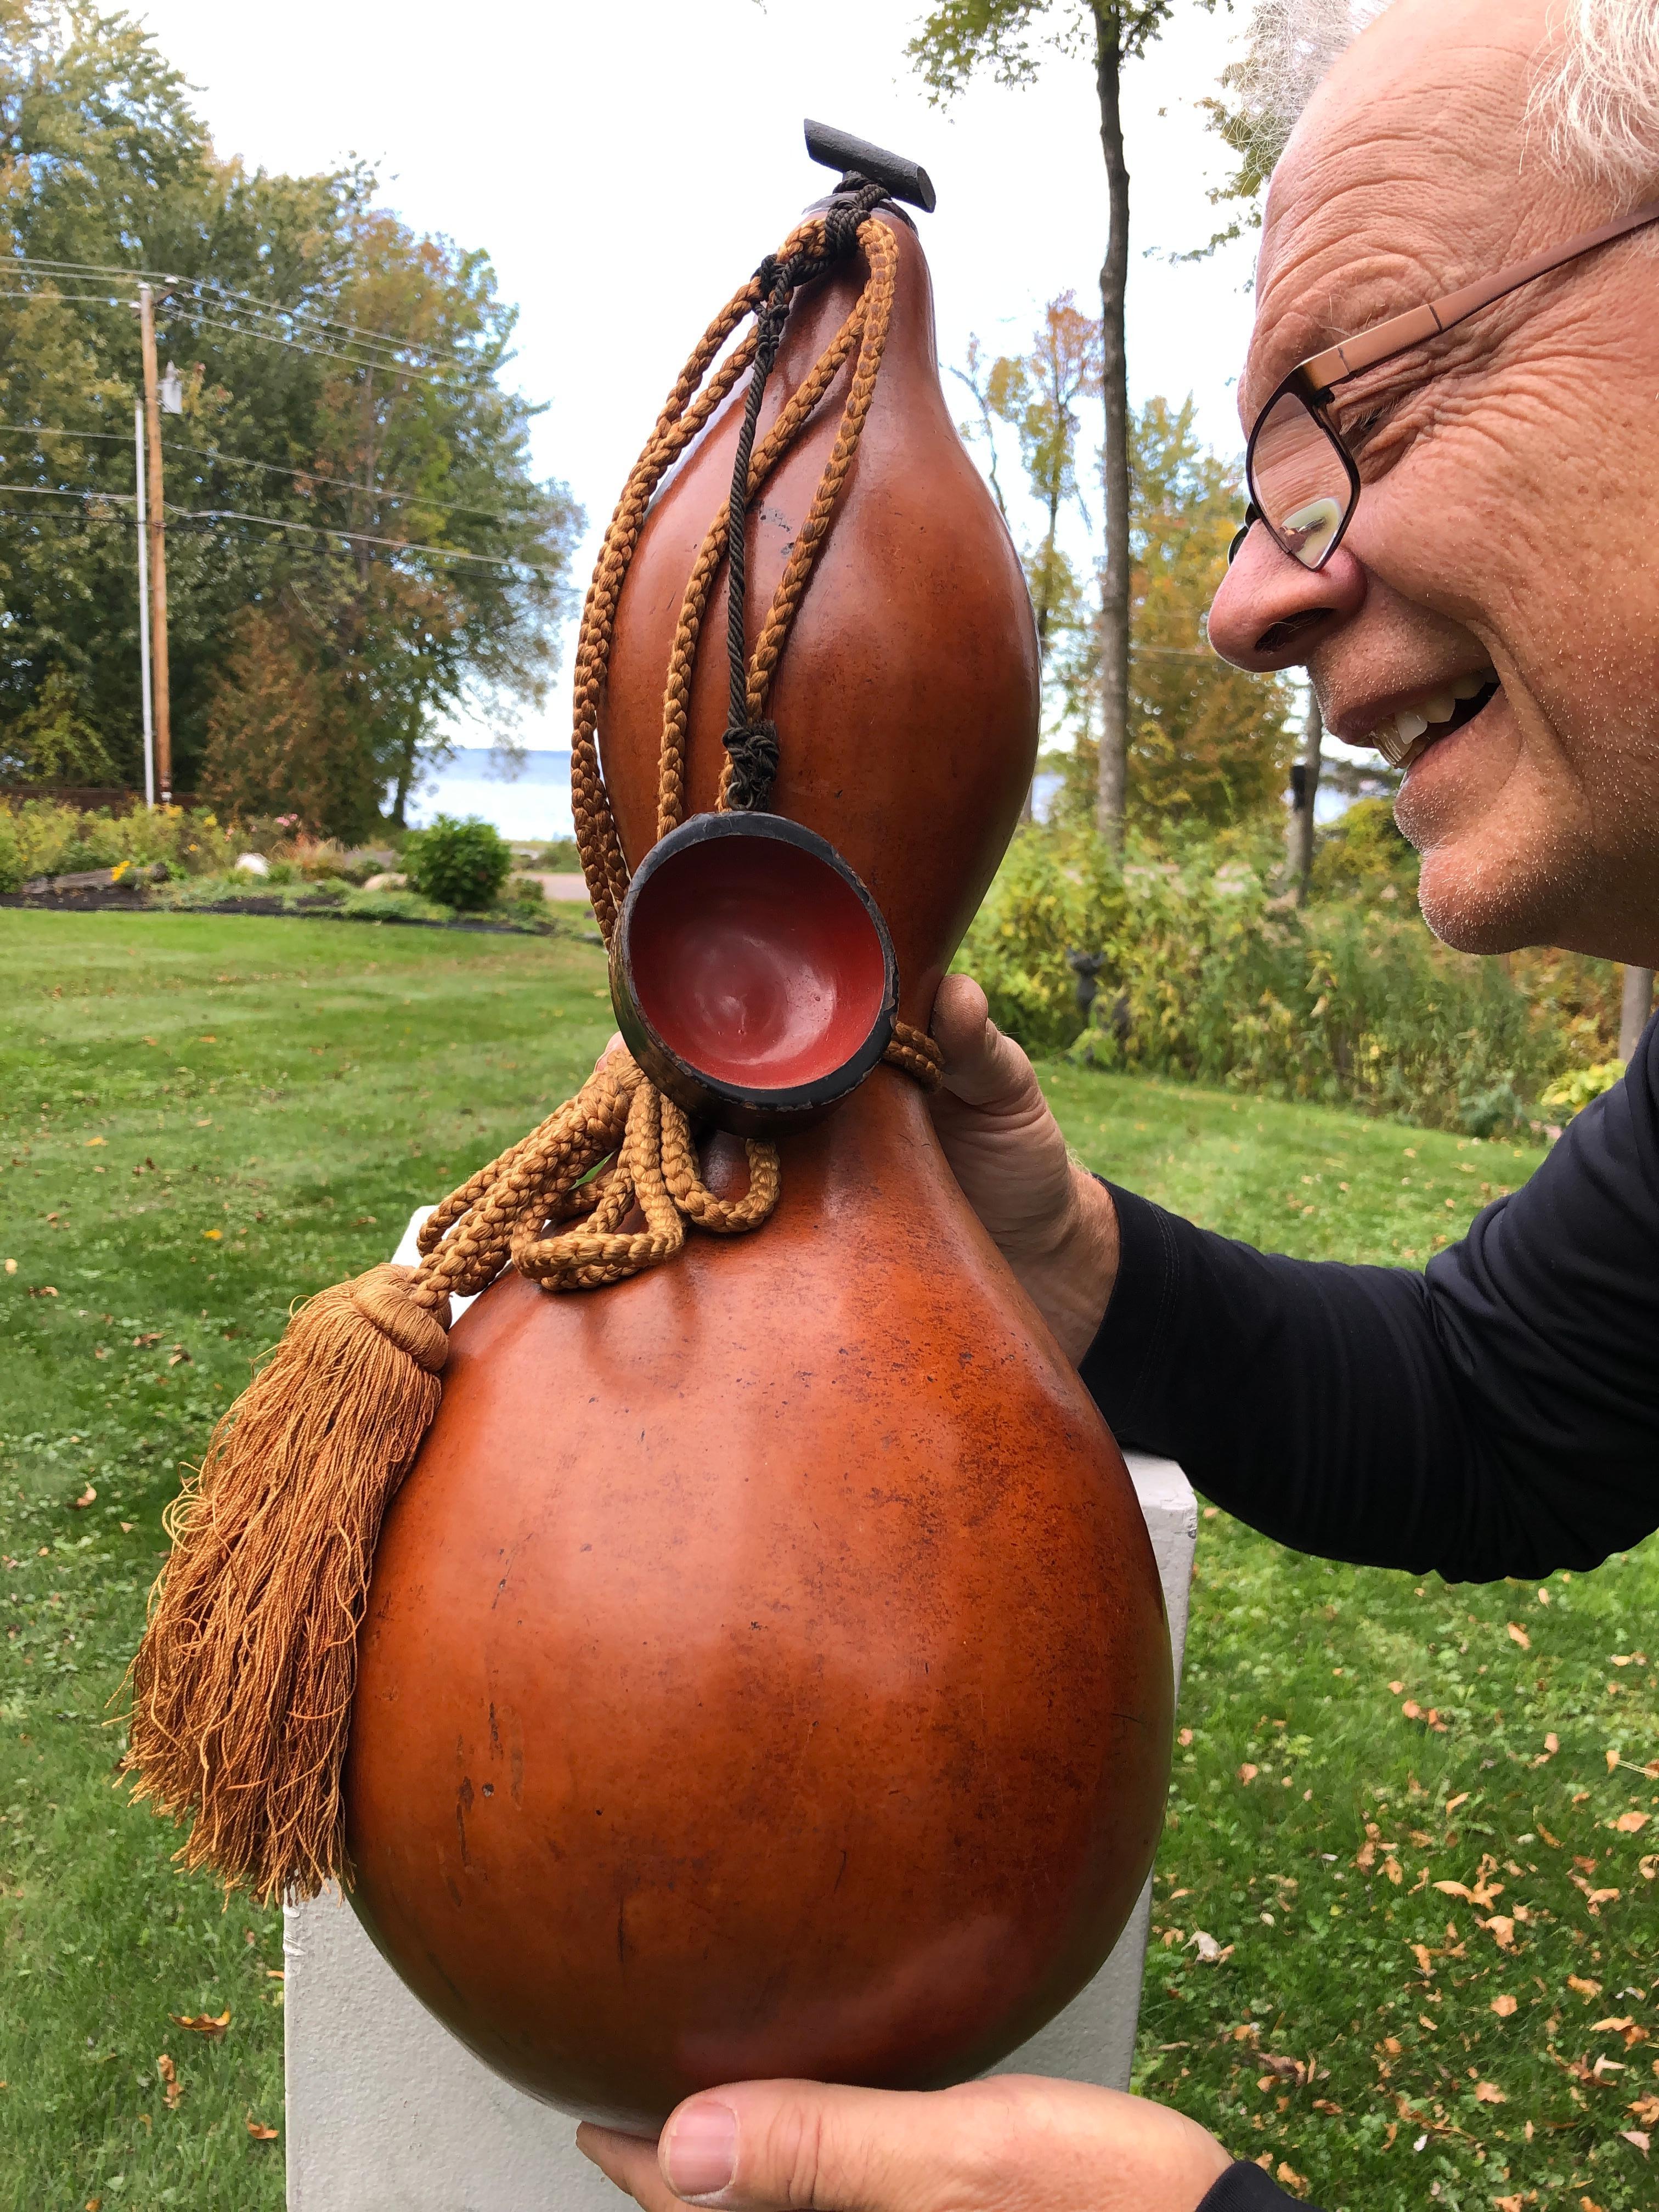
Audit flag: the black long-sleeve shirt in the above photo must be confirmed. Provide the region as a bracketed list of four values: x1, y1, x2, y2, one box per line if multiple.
[1081, 1011, 1659, 1579]
[1081, 1016, 1659, 2212]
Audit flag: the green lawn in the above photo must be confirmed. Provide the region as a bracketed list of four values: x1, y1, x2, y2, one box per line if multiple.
[2, 912, 1653, 2212]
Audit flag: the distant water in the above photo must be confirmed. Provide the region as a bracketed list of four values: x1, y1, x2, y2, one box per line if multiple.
[404, 748, 573, 843]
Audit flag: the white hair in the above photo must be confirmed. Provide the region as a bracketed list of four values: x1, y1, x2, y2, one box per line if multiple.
[1233, 0, 1659, 200]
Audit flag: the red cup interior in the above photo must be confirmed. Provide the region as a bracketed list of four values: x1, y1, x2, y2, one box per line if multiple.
[628, 833, 888, 1091]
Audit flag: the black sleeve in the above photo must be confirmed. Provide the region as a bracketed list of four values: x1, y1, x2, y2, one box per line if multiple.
[1077, 1013, 1659, 1582]
[1197, 2161, 1314, 2211]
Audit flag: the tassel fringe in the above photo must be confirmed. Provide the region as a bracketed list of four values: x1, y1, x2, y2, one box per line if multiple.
[125, 1263, 449, 1903]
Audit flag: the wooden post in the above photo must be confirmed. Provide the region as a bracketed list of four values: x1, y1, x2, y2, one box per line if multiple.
[1620, 966, 1654, 1062]
[137, 283, 172, 805]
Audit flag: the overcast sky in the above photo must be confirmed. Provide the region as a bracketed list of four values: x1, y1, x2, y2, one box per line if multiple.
[133, 0, 1265, 753]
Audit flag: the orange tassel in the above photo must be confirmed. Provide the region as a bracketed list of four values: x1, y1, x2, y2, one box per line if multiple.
[125, 1263, 449, 1902]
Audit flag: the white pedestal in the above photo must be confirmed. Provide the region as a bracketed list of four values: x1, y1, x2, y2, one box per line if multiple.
[284, 1216, 1198, 2212]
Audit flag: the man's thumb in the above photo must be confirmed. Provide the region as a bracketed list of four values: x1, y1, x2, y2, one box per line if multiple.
[659, 2081, 954, 2211]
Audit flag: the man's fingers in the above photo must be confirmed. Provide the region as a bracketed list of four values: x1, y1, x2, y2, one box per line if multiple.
[928, 973, 1042, 1115]
[578, 2123, 682, 2212]
[656, 2080, 968, 2212]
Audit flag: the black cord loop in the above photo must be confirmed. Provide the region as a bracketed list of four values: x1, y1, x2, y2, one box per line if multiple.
[721, 179, 887, 812]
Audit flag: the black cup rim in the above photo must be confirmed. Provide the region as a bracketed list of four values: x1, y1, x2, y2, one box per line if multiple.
[611, 812, 899, 1135]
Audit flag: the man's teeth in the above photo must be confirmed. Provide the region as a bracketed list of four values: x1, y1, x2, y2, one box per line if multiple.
[1368, 672, 1497, 765]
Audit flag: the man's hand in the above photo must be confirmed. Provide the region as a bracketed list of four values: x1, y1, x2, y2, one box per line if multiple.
[578, 2075, 1232, 2212]
[928, 974, 1120, 1363]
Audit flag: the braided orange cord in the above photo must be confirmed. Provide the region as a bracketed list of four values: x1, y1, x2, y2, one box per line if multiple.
[571, 302, 764, 937]
[722, 217, 899, 798]
[571, 215, 836, 938]
[659, 1097, 782, 1232]
[884, 1019, 945, 1091]
[409, 211, 930, 1307]
[656, 288, 871, 843]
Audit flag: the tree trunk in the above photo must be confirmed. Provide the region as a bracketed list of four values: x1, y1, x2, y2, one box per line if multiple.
[1620, 964, 1654, 1062]
[391, 732, 419, 830]
[1093, 4, 1131, 851]
[1287, 691, 1322, 905]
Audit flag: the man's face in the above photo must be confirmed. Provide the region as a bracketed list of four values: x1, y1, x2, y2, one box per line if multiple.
[1206, 0, 1659, 964]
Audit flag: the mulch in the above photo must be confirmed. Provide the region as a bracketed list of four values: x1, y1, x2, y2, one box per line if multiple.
[0, 885, 592, 939]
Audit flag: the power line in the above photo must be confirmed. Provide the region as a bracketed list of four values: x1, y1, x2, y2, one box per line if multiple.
[170, 503, 558, 571]
[0, 423, 528, 522]
[0, 478, 559, 572]
[4, 253, 482, 372]
[155, 305, 466, 386]
[0, 274, 469, 384]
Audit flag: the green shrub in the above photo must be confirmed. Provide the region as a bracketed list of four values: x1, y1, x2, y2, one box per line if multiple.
[0, 811, 21, 893]
[1538, 1060, 1625, 1120]
[0, 799, 235, 881]
[534, 837, 581, 871]
[952, 828, 1127, 1056]
[1069, 846, 1552, 1134]
[403, 815, 513, 911]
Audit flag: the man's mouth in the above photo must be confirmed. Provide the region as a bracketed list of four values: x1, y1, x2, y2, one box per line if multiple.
[1367, 669, 1501, 770]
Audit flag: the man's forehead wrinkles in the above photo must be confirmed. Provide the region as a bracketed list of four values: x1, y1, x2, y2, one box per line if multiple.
[1243, 228, 1444, 420]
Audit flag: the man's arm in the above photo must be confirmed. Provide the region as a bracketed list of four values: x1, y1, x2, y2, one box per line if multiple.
[932, 979, 1659, 1582]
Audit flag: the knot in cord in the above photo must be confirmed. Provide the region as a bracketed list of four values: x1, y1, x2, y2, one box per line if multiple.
[721, 181, 889, 814]
[348, 1263, 452, 1372]
[721, 718, 781, 814]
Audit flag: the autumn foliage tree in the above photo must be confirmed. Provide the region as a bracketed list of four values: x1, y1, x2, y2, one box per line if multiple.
[0, 2, 582, 833]
[907, 0, 1219, 847]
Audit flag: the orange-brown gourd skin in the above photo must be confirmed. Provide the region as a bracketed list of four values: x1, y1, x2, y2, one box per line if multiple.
[344, 208, 1173, 2129]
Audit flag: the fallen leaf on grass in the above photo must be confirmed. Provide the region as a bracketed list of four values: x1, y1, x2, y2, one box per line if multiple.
[166, 1346, 190, 1367]
[1641, 1855, 1659, 1881]
[1188, 1930, 1231, 1963]
[1629, 2095, 1659, 2124]
[1178, 1728, 1193, 1747]
[246, 2118, 279, 2142]
[201, 1228, 222, 1241]
[1496, 2197, 1523, 2211]
[1609, 1747, 1622, 1772]
[1593, 2017, 1635, 2034]
[1474, 2081, 1506, 2104]
[170, 2009, 229, 2039]
[69, 1485, 95, 1509]
[3, 1259, 13, 1274]
[1492, 1994, 1519, 2017]
[1507, 1622, 1531, 1649]
[1275, 2164, 1307, 2196]
[1621, 2129, 1651, 2154]
[156, 2052, 180, 2109]
[1614, 1811, 1650, 1833]
[1389, 1680, 1405, 1695]
[1257, 2052, 1312, 2087]
[1569, 1975, 1604, 1998]
[83, 1136, 105, 1149]
[1481, 1915, 1517, 1949]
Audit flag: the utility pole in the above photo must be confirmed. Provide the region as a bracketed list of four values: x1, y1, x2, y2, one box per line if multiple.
[134, 401, 155, 808]
[137, 283, 172, 804]
[1620, 965, 1654, 1062]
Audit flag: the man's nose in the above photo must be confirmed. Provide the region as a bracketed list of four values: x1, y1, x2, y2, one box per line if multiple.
[1206, 526, 1367, 671]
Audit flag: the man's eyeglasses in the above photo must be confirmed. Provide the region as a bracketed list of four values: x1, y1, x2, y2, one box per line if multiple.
[1231, 196, 1659, 573]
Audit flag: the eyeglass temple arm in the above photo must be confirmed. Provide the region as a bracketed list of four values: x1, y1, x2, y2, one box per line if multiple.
[1298, 197, 1659, 396]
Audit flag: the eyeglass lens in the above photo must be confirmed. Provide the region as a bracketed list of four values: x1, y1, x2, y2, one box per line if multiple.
[1248, 391, 1351, 569]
